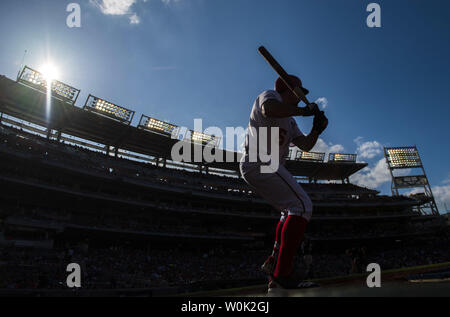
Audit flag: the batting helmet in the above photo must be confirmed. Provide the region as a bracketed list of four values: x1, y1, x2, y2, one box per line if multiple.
[275, 75, 309, 95]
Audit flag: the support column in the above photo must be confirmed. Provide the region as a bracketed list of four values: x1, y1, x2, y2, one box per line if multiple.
[46, 128, 52, 140]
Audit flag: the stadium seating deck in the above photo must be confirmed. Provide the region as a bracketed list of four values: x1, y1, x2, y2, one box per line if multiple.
[0, 75, 366, 180]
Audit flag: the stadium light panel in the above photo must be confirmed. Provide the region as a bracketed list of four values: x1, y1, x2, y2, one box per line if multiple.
[84, 95, 135, 124]
[329, 153, 357, 163]
[17, 66, 80, 105]
[187, 130, 220, 147]
[138, 115, 180, 137]
[385, 147, 422, 168]
[296, 151, 325, 162]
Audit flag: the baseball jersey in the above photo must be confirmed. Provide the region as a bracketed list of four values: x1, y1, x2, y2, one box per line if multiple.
[240, 90, 304, 173]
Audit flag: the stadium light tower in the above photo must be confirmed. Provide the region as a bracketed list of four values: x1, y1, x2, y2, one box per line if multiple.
[138, 115, 180, 138]
[83, 95, 135, 125]
[17, 66, 80, 105]
[295, 151, 325, 162]
[328, 153, 357, 163]
[384, 146, 439, 215]
[185, 130, 221, 147]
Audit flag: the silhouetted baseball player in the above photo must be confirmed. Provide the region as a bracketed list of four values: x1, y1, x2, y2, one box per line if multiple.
[240, 75, 328, 294]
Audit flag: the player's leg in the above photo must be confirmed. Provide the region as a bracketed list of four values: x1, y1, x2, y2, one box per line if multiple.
[241, 165, 313, 289]
[261, 212, 286, 275]
[274, 215, 308, 279]
[270, 165, 313, 288]
[241, 168, 291, 275]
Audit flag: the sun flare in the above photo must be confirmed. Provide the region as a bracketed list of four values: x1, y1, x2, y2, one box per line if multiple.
[40, 63, 60, 82]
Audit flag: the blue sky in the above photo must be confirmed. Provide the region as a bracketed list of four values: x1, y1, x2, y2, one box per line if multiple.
[0, 0, 449, 211]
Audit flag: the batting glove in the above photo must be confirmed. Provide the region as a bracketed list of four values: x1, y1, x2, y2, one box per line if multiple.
[312, 111, 328, 135]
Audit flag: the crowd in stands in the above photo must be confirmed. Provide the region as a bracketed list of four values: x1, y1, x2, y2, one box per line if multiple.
[1, 234, 449, 290]
[0, 246, 268, 289]
[307, 222, 443, 240]
[371, 237, 450, 270]
[4, 203, 441, 242]
[4, 206, 236, 238]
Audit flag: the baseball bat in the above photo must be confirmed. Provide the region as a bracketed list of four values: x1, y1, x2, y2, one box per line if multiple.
[258, 46, 311, 107]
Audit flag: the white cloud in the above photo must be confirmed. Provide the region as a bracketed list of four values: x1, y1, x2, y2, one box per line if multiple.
[315, 97, 328, 109]
[351, 157, 391, 189]
[129, 13, 141, 24]
[358, 141, 383, 159]
[91, 0, 143, 24]
[91, 0, 183, 24]
[354, 136, 383, 160]
[310, 138, 345, 157]
[91, 0, 136, 15]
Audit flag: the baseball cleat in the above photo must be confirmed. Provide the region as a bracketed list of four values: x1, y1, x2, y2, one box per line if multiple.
[261, 255, 276, 275]
[267, 275, 321, 296]
[267, 279, 288, 297]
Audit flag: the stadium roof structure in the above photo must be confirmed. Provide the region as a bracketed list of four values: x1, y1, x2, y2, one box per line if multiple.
[0, 74, 367, 181]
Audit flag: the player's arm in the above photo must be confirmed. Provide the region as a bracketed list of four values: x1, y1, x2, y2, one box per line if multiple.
[261, 99, 317, 118]
[292, 131, 320, 152]
[292, 111, 328, 152]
